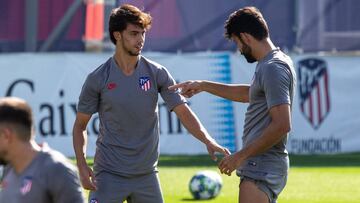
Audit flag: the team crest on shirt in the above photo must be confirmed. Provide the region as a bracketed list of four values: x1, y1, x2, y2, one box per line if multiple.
[90, 198, 98, 203]
[20, 176, 32, 195]
[0, 180, 8, 189]
[139, 76, 151, 91]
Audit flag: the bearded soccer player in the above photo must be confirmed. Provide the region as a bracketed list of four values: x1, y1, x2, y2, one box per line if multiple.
[169, 7, 296, 203]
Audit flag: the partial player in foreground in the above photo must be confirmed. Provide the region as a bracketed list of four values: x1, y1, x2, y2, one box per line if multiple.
[72, 4, 230, 203]
[169, 7, 296, 203]
[0, 97, 84, 203]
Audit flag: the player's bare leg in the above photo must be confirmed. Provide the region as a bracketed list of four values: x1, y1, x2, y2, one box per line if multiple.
[239, 180, 269, 203]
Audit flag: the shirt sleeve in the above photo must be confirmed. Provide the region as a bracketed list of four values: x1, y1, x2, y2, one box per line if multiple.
[48, 161, 85, 203]
[77, 73, 100, 115]
[262, 63, 292, 109]
[157, 67, 187, 111]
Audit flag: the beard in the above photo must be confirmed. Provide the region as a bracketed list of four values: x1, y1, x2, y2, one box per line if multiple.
[241, 44, 256, 63]
[0, 150, 8, 165]
[0, 157, 7, 166]
[243, 52, 256, 63]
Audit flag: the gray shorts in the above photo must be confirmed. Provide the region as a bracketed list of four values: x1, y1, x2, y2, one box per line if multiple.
[238, 170, 287, 203]
[88, 171, 163, 203]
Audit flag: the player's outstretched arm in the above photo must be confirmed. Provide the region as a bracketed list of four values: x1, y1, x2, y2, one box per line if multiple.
[72, 112, 97, 191]
[173, 103, 231, 161]
[169, 80, 250, 102]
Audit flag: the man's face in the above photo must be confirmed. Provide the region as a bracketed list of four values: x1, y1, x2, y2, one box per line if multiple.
[118, 23, 146, 56]
[232, 34, 256, 63]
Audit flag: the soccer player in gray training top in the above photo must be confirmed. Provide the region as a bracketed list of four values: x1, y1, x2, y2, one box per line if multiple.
[72, 4, 230, 203]
[169, 7, 296, 203]
[0, 97, 84, 203]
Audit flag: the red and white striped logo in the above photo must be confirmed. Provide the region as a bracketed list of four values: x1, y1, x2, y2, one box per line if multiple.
[298, 58, 331, 129]
[139, 77, 151, 91]
[20, 177, 32, 195]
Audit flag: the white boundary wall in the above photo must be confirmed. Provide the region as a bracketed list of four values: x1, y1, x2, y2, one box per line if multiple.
[0, 52, 359, 156]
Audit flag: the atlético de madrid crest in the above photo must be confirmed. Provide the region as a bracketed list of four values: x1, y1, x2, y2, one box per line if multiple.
[139, 76, 151, 91]
[297, 58, 331, 129]
[20, 176, 32, 195]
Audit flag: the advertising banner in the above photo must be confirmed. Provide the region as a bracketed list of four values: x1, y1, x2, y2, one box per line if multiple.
[1, 52, 359, 156]
[0, 52, 237, 156]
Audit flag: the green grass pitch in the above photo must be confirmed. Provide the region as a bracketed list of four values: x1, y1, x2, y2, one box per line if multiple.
[78, 153, 360, 202]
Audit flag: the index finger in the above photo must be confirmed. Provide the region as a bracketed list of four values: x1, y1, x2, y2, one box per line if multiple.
[223, 148, 231, 156]
[168, 83, 185, 90]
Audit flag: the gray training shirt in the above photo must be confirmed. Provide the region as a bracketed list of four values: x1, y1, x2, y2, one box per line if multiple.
[0, 149, 84, 203]
[239, 48, 296, 175]
[77, 56, 186, 177]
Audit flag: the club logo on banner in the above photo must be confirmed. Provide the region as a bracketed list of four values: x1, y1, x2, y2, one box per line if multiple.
[298, 58, 331, 129]
[139, 76, 151, 91]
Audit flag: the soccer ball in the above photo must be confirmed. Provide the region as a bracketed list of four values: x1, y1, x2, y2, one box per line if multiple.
[189, 170, 222, 199]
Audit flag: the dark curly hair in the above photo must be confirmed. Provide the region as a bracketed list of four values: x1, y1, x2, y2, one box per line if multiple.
[109, 4, 152, 45]
[224, 7, 269, 41]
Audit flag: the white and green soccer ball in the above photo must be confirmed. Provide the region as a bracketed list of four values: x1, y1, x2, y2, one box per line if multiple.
[189, 170, 223, 199]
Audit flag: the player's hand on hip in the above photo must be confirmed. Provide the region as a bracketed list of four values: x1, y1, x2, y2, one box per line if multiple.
[206, 140, 231, 162]
[168, 80, 202, 98]
[218, 152, 243, 176]
[78, 164, 97, 191]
